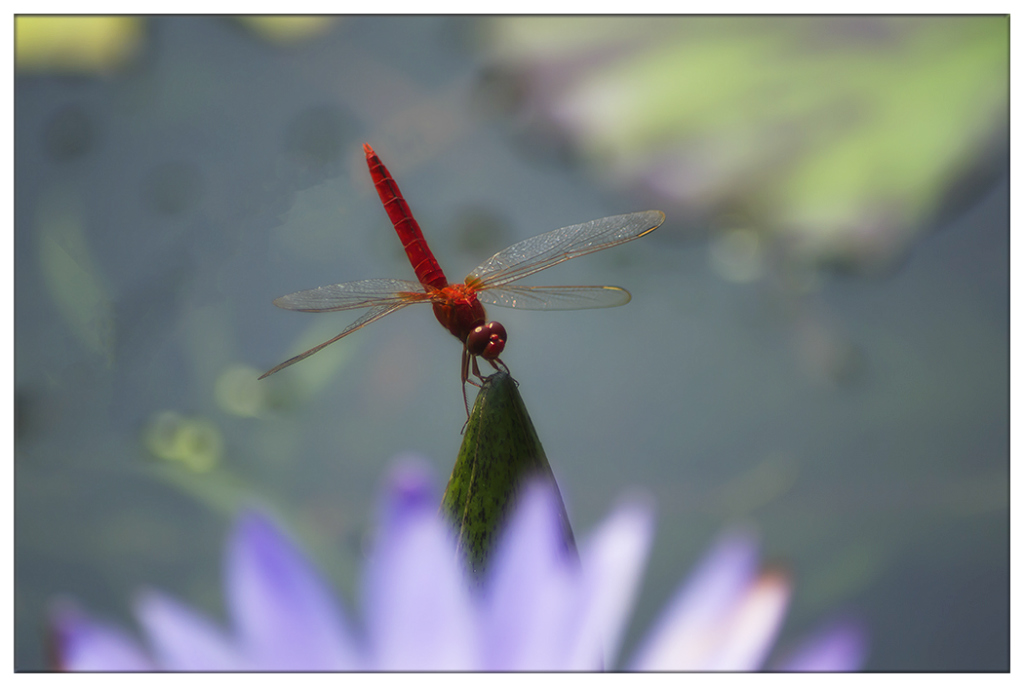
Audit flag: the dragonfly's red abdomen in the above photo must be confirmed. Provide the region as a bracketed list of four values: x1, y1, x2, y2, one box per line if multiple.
[364, 143, 448, 290]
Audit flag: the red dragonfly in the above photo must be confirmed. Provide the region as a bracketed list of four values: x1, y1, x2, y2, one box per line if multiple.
[260, 143, 664, 411]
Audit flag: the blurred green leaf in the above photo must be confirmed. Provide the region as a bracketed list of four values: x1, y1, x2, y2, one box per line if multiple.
[36, 188, 115, 363]
[237, 16, 336, 45]
[143, 410, 224, 473]
[487, 16, 1008, 270]
[16, 16, 143, 73]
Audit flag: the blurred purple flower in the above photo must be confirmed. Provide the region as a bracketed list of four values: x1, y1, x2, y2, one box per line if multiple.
[50, 460, 866, 671]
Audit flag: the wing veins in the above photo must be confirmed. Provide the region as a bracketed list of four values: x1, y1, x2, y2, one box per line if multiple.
[468, 210, 664, 289]
[475, 284, 632, 310]
[272, 278, 430, 312]
[259, 302, 411, 379]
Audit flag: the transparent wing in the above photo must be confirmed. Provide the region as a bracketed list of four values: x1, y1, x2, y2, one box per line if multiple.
[272, 278, 431, 312]
[259, 302, 411, 379]
[468, 210, 664, 288]
[475, 285, 632, 310]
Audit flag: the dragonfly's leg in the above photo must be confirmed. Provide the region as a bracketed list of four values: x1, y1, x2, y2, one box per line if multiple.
[489, 357, 517, 387]
[460, 348, 472, 417]
[487, 356, 510, 375]
[463, 349, 484, 388]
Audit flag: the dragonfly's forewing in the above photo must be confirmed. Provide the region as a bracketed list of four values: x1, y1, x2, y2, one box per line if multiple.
[272, 278, 430, 312]
[468, 210, 664, 289]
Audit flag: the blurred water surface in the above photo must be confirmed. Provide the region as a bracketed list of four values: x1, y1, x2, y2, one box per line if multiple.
[14, 16, 1007, 670]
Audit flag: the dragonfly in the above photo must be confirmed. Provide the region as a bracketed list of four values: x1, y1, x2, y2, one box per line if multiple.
[260, 143, 664, 413]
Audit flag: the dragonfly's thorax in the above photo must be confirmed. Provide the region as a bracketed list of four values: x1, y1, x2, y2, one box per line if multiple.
[432, 283, 487, 343]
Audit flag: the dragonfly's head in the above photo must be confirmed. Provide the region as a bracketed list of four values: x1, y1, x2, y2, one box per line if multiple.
[466, 321, 507, 361]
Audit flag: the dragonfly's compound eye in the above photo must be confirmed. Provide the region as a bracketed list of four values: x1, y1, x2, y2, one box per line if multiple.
[467, 321, 507, 360]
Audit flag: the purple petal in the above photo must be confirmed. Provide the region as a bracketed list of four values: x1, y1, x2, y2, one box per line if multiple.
[361, 461, 479, 669]
[226, 510, 359, 670]
[48, 599, 154, 671]
[774, 617, 869, 671]
[568, 495, 655, 669]
[133, 589, 243, 670]
[480, 480, 583, 669]
[629, 529, 766, 670]
[700, 569, 792, 670]
[375, 456, 437, 536]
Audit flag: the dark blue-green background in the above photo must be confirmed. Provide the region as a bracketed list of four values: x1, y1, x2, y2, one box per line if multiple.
[15, 17, 1008, 670]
